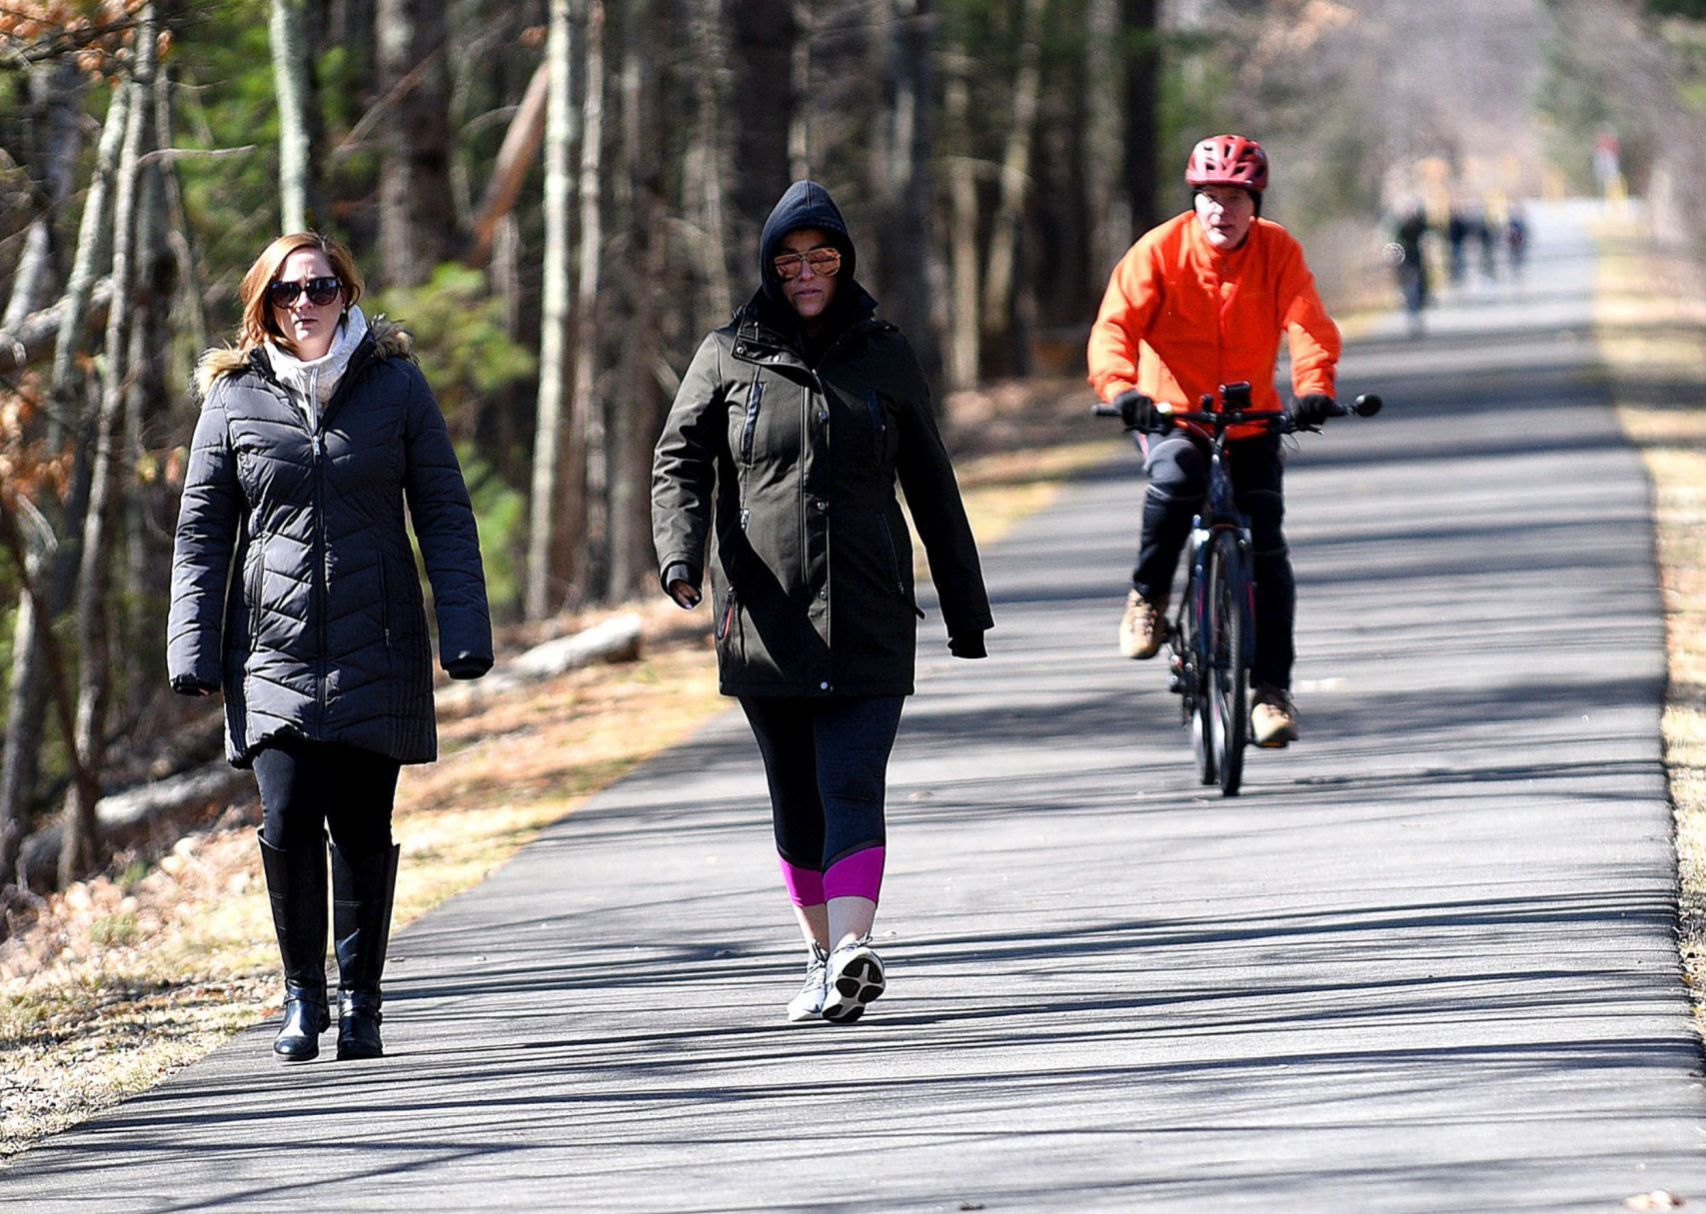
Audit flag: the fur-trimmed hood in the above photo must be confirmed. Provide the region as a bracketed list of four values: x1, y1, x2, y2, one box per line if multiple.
[193, 316, 416, 401]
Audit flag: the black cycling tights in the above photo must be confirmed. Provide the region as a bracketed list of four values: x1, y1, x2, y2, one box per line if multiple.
[1133, 430, 1296, 691]
[254, 737, 400, 858]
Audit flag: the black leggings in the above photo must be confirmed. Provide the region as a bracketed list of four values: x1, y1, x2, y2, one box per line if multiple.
[254, 737, 400, 857]
[739, 695, 904, 905]
[1134, 430, 1295, 691]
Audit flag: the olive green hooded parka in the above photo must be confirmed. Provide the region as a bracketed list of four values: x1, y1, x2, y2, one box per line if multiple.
[652, 181, 992, 697]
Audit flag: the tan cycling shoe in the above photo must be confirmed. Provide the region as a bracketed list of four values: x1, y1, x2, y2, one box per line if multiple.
[1118, 590, 1168, 660]
[1251, 686, 1299, 748]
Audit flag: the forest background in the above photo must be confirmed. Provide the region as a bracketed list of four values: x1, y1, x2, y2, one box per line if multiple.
[0, 0, 1701, 920]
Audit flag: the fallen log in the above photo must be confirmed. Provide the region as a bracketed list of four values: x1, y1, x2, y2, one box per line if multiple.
[15, 759, 250, 892]
[442, 611, 644, 704]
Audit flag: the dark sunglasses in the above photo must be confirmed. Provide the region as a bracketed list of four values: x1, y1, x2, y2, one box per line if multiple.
[772, 247, 841, 280]
[267, 275, 343, 308]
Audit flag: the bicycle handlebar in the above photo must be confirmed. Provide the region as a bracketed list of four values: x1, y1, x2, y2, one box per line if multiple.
[1091, 393, 1383, 431]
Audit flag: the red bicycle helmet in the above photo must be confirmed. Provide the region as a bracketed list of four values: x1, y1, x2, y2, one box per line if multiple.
[1185, 135, 1269, 192]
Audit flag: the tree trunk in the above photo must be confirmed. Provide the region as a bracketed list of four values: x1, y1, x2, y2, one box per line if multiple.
[573, 0, 608, 599]
[466, 61, 549, 267]
[156, 64, 210, 358]
[688, 0, 733, 333]
[526, 0, 579, 620]
[788, 1, 812, 179]
[1085, 0, 1129, 278]
[3, 62, 85, 331]
[0, 505, 94, 898]
[981, 0, 1047, 370]
[874, 0, 941, 387]
[123, 87, 176, 718]
[49, 81, 132, 444]
[270, 0, 317, 232]
[64, 3, 158, 888]
[376, 0, 456, 286]
[1122, 0, 1161, 238]
[943, 53, 980, 391]
[611, 0, 668, 600]
[729, 0, 797, 272]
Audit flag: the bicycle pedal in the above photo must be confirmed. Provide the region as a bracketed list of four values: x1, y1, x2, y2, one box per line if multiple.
[1255, 737, 1290, 750]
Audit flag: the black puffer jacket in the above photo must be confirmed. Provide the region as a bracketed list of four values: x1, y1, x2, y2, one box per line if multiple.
[652, 181, 992, 697]
[167, 323, 492, 767]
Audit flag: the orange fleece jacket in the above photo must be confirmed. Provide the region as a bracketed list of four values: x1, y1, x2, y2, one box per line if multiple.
[1087, 212, 1340, 440]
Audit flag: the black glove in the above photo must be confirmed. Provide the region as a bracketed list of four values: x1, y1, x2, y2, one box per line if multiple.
[1114, 389, 1163, 433]
[445, 654, 492, 680]
[171, 674, 218, 697]
[1290, 394, 1337, 431]
[948, 631, 987, 659]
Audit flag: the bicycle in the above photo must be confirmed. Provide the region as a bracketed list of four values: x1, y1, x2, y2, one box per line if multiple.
[1094, 382, 1382, 795]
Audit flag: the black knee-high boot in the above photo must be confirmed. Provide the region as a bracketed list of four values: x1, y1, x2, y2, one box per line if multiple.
[331, 842, 400, 1060]
[257, 831, 331, 1062]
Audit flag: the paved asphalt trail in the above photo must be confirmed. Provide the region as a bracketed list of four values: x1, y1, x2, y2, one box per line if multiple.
[6, 201, 1702, 1211]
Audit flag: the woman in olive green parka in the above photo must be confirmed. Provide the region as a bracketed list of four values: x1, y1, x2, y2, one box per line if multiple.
[652, 180, 991, 1025]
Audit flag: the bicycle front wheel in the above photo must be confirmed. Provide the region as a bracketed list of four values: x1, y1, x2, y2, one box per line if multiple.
[1207, 531, 1250, 796]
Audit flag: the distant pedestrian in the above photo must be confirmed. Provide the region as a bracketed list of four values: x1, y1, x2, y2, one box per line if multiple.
[1506, 205, 1529, 274]
[1390, 203, 1431, 336]
[167, 232, 493, 1062]
[653, 181, 992, 1024]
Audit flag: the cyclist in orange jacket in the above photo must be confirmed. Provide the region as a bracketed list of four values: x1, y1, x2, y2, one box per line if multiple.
[1087, 134, 1341, 747]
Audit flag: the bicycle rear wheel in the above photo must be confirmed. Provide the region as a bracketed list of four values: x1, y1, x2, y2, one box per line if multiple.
[1207, 531, 1250, 796]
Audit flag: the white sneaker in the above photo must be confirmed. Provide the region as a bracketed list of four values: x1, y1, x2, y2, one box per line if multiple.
[821, 938, 886, 1024]
[786, 944, 829, 1023]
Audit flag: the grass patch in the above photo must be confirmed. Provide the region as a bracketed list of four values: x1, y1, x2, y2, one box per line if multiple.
[1594, 216, 1706, 1040]
[0, 374, 1115, 1163]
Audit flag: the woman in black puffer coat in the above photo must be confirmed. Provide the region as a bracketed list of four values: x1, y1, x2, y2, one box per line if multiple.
[653, 181, 992, 1025]
[167, 232, 491, 1063]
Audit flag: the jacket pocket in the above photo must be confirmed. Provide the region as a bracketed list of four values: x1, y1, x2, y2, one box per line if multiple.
[865, 389, 888, 458]
[378, 559, 392, 649]
[876, 514, 926, 618]
[715, 588, 738, 643]
[741, 380, 764, 465]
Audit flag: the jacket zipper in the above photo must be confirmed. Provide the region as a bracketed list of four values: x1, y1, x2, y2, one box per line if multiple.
[248, 533, 266, 638]
[741, 379, 763, 464]
[313, 428, 328, 724]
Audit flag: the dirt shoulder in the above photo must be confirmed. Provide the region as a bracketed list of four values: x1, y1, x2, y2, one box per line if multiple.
[0, 376, 1110, 1161]
[1593, 215, 1706, 1039]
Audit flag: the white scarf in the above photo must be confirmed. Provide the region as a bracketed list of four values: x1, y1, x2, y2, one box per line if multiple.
[265, 305, 370, 426]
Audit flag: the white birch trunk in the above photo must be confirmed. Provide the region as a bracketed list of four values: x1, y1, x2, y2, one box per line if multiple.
[270, 0, 314, 231]
[573, 0, 608, 598]
[526, 0, 577, 620]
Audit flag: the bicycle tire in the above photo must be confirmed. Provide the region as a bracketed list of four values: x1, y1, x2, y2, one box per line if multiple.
[1207, 531, 1249, 796]
[1180, 568, 1217, 786]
